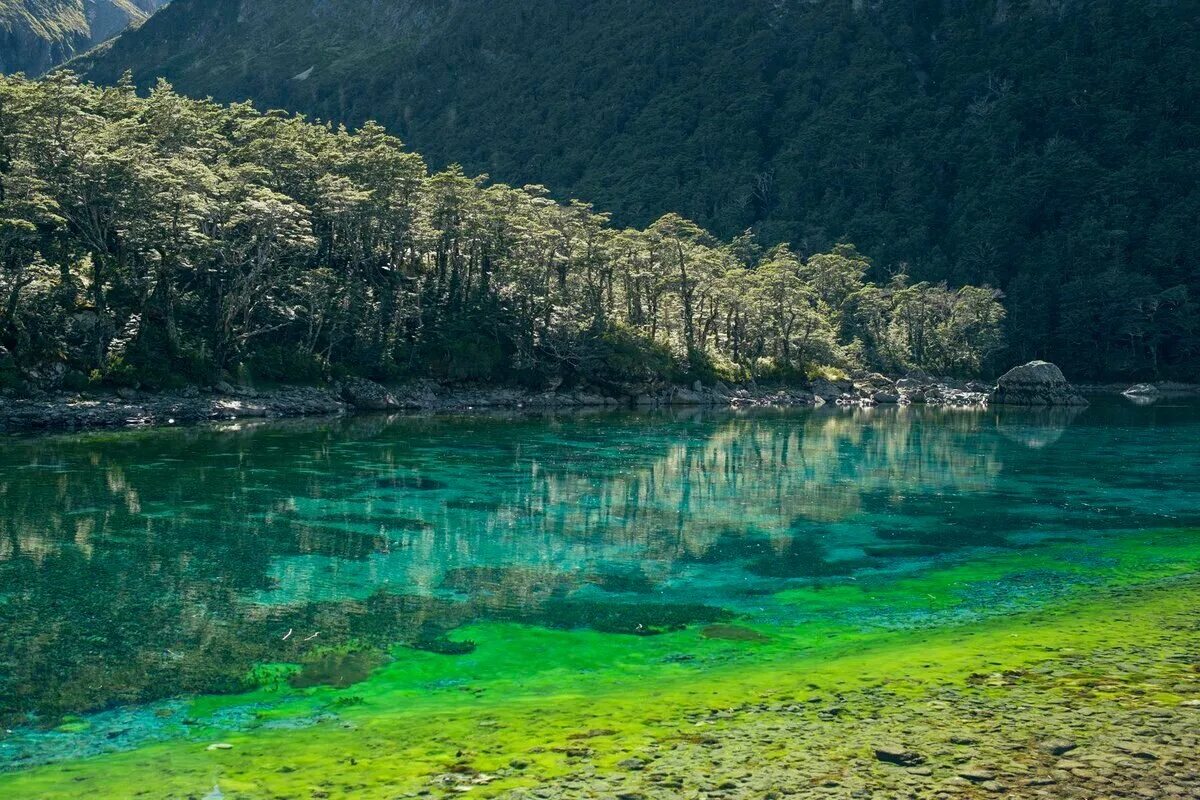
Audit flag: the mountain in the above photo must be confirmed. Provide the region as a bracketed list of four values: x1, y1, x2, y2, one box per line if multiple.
[73, 0, 1200, 379]
[0, 0, 167, 75]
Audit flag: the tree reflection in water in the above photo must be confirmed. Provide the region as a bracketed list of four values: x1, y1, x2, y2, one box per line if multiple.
[3, 401, 1196, 727]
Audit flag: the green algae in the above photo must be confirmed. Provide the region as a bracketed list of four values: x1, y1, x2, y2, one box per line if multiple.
[4, 403, 1200, 794]
[5, 577, 1197, 798]
[3, 528, 1197, 799]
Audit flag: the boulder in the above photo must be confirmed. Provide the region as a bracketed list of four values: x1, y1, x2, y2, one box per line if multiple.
[27, 361, 67, 390]
[670, 387, 705, 405]
[989, 361, 1088, 406]
[810, 379, 848, 403]
[339, 377, 399, 410]
[1122, 383, 1160, 397]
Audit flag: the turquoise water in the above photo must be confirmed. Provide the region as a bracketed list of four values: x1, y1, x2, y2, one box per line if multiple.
[1, 399, 1198, 773]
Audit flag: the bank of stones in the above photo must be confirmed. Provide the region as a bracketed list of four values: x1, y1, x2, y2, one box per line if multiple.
[475, 620, 1200, 800]
[0, 371, 1007, 433]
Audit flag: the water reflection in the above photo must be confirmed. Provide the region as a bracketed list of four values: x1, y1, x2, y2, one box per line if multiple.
[993, 405, 1088, 449]
[1, 403, 1197, 728]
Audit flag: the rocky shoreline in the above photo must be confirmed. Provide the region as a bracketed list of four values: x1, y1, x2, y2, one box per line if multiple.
[496, 627, 1200, 800]
[475, 579, 1200, 800]
[2, 367, 1195, 435]
[0, 373, 992, 435]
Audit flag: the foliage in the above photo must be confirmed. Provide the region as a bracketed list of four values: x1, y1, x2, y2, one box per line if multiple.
[71, 0, 1200, 379]
[0, 73, 1004, 391]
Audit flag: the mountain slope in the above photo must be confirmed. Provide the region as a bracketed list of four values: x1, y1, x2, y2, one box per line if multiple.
[0, 0, 166, 75]
[75, 0, 1200, 378]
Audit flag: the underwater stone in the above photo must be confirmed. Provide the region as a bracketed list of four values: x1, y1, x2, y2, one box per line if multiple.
[1039, 738, 1078, 756]
[873, 744, 924, 766]
[699, 624, 769, 642]
[959, 766, 997, 782]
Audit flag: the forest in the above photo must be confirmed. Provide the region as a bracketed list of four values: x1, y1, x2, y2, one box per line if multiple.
[0, 73, 1010, 394]
[70, 0, 1200, 381]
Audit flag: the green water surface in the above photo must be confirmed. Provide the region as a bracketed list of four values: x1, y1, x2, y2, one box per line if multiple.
[0, 399, 1198, 795]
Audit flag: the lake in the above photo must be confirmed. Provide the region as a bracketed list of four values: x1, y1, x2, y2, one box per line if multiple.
[1, 400, 1198, 798]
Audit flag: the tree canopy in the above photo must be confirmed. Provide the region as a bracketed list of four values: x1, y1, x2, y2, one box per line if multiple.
[0, 73, 1005, 394]
[71, 0, 1200, 380]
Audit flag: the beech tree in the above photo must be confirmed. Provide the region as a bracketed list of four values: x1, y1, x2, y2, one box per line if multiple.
[0, 74, 1009, 393]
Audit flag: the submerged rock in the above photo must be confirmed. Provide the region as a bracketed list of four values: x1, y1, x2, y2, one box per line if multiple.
[959, 765, 997, 782]
[699, 623, 770, 642]
[1039, 738, 1078, 756]
[989, 361, 1088, 406]
[873, 744, 924, 766]
[289, 649, 385, 689]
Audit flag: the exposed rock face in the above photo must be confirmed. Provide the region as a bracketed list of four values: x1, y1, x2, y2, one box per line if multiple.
[989, 361, 1088, 406]
[0, 0, 169, 76]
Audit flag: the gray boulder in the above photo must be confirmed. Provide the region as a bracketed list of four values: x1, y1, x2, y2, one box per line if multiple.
[810, 378, 852, 403]
[670, 387, 706, 405]
[339, 377, 399, 410]
[989, 361, 1088, 406]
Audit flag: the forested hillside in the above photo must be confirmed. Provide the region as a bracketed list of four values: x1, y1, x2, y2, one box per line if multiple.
[75, 0, 1200, 379]
[0, 74, 1004, 395]
[0, 0, 166, 76]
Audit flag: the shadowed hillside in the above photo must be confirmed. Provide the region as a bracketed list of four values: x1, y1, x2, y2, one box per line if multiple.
[73, 0, 1200, 379]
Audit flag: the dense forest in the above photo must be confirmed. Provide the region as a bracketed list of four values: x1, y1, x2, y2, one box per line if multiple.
[0, 74, 1005, 395]
[72, 0, 1200, 380]
[0, 0, 166, 76]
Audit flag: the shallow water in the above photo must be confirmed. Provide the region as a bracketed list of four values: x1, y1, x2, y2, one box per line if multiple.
[1, 399, 1198, 791]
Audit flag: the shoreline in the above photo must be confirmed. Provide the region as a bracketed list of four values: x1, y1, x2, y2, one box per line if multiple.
[2, 376, 1197, 436]
[0, 375, 983, 435]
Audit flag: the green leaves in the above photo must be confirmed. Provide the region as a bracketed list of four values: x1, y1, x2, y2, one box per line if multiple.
[0, 72, 1005, 390]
